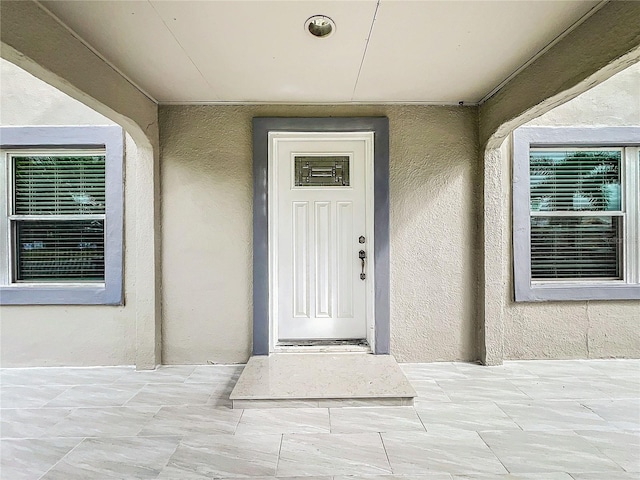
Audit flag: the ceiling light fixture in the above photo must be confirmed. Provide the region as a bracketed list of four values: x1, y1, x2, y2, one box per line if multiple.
[305, 15, 335, 38]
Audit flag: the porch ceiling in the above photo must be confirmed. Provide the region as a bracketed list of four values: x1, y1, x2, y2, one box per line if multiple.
[39, 0, 602, 105]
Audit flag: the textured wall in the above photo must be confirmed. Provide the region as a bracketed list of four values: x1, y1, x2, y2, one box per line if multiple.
[0, 59, 138, 367]
[526, 63, 640, 127]
[159, 105, 479, 364]
[479, 1, 640, 146]
[501, 64, 640, 360]
[2, 0, 163, 368]
[0, 0, 157, 144]
[0, 60, 111, 126]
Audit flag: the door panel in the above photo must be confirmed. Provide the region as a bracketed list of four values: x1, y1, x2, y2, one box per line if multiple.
[277, 138, 368, 341]
[314, 201, 332, 318]
[336, 201, 354, 318]
[292, 201, 309, 318]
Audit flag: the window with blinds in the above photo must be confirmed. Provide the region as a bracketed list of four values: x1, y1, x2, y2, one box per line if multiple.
[10, 153, 106, 282]
[529, 149, 623, 281]
[513, 127, 639, 302]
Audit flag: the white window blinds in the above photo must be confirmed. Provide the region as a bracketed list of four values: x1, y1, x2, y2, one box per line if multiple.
[11, 154, 106, 282]
[529, 149, 623, 280]
[14, 155, 106, 215]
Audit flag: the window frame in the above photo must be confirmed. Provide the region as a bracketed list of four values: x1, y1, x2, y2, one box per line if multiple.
[0, 126, 124, 305]
[513, 126, 640, 302]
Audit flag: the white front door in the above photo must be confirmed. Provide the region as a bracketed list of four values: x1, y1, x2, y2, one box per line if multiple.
[270, 133, 374, 345]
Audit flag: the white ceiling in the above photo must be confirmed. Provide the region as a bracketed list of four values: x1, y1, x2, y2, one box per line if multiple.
[40, 0, 603, 105]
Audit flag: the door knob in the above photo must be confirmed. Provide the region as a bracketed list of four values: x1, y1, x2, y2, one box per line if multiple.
[359, 250, 366, 280]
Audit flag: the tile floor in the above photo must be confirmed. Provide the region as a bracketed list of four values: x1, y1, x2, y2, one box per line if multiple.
[0, 359, 638, 479]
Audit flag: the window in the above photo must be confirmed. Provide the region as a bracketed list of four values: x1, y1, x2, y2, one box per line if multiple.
[513, 127, 640, 301]
[294, 156, 350, 186]
[0, 126, 123, 305]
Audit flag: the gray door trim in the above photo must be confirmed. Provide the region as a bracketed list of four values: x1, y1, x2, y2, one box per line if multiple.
[252, 117, 390, 355]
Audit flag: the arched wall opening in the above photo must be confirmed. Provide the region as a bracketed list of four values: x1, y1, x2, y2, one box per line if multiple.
[480, 57, 640, 365]
[1, 0, 162, 368]
[0, 52, 161, 369]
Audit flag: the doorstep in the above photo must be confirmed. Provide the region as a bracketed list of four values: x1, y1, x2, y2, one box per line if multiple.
[229, 353, 416, 409]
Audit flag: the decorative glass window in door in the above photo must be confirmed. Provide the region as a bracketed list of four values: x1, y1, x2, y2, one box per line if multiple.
[294, 156, 350, 186]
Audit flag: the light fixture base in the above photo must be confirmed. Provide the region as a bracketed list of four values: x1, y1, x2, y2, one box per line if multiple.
[305, 15, 335, 38]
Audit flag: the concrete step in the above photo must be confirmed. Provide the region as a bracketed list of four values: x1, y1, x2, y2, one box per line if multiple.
[230, 353, 416, 409]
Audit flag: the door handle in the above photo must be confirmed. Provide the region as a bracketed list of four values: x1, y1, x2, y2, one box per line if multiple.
[359, 250, 366, 280]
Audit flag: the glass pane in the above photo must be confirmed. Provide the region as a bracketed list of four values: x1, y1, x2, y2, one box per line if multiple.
[15, 220, 105, 282]
[530, 150, 621, 212]
[14, 155, 106, 215]
[295, 156, 350, 186]
[530, 216, 622, 280]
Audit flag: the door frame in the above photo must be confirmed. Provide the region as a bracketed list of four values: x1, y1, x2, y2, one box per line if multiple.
[253, 117, 390, 355]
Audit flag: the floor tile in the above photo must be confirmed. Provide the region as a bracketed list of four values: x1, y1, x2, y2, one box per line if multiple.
[575, 429, 640, 472]
[139, 405, 242, 436]
[115, 365, 196, 384]
[0, 408, 71, 439]
[0, 385, 69, 409]
[161, 434, 281, 478]
[436, 379, 530, 402]
[584, 359, 640, 378]
[454, 362, 538, 379]
[400, 362, 467, 381]
[496, 400, 613, 431]
[318, 398, 412, 407]
[0, 367, 132, 386]
[40, 436, 181, 479]
[207, 392, 234, 408]
[125, 382, 215, 407]
[382, 430, 507, 475]
[219, 477, 332, 480]
[410, 380, 452, 403]
[453, 474, 573, 479]
[515, 360, 606, 378]
[47, 406, 159, 437]
[0, 360, 637, 479]
[329, 406, 425, 433]
[0, 437, 81, 480]
[277, 433, 391, 476]
[334, 474, 453, 479]
[335, 475, 454, 480]
[236, 407, 330, 434]
[185, 365, 243, 384]
[580, 398, 640, 430]
[590, 376, 640, 399]
[509, 377, 610, 401]
[155, 466, 214, 480]
[569, 473, 640, 480]
[46, 367, 132, 385]
[160, 476, 331, 480]
[44, 383, 144, 408]
[480, 430, 624, 473]
[417, 401, 521, 432]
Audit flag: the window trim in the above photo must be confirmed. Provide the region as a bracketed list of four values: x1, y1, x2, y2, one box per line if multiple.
[513, 126, 640, 302]
[0, 126, 124, 305]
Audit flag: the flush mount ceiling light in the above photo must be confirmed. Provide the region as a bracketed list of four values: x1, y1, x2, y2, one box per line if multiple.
[305, 15, 335, 38]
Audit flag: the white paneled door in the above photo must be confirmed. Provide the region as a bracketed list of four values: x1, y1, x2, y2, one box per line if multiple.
[270, 133, 373, 343]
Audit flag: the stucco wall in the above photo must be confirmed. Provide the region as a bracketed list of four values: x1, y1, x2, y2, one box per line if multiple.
[501, 63, 640, 360]
[0, 59, 139, 366]
[160, 105, 479, 364]
[525, 63, 640, 127]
